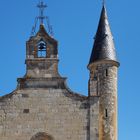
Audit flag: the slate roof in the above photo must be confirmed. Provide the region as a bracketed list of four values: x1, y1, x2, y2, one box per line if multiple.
[89, 5, 118, 65]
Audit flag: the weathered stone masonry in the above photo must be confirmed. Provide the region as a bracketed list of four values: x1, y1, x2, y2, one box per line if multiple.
[0, 3, 119, 140]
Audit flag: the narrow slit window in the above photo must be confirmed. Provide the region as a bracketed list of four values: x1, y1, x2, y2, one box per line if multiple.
[106, 69, 108, 77]
[105, 109, 108, 118]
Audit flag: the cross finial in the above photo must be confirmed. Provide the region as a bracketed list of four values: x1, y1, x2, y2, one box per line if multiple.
[31, 0, 54, 37]
[37, 0, 47, 25]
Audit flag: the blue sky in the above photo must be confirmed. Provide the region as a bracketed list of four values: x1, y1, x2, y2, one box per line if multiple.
[0, 0, 139, 139]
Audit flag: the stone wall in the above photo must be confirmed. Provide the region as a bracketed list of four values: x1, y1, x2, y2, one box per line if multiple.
[88, 61, 118, 140]
[97, 63, 118, 140]
[0, 87, 99, 140]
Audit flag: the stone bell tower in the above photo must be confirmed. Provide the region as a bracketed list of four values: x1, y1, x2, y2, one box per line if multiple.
[88, 4, 120, 140]
[17, 1, 65, 89]
[25, 24, 59, 78]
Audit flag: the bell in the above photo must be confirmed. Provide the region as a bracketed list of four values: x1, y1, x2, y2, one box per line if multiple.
[39, 43, 45, 50]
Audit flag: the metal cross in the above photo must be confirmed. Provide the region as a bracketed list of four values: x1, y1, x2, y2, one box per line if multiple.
[37, 0, 47, 25]
[31, 0, 54, 36]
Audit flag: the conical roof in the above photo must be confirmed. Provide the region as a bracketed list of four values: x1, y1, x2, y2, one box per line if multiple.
[89, 5, 118, 65]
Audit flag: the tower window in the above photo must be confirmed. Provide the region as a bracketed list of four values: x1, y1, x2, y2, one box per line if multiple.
[105, 69, 108, 77]
[105, 109, 108, 118]
[37, 39, 47, 58]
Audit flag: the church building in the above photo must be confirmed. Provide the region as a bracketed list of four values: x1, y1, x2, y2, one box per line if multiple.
[0, 1, 119, 140]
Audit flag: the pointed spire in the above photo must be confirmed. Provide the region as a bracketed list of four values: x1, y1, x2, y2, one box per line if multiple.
[89, 5, 118, 65]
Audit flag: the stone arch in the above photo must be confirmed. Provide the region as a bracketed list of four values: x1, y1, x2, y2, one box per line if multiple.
[30, 132, 54, 140]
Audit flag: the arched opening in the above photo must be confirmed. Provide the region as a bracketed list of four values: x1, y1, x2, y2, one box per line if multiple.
[37, 39, 47, 58]
[30, 132, 54, 140]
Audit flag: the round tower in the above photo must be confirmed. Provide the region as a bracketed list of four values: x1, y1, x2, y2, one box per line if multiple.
[88, 5, 120, 140]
